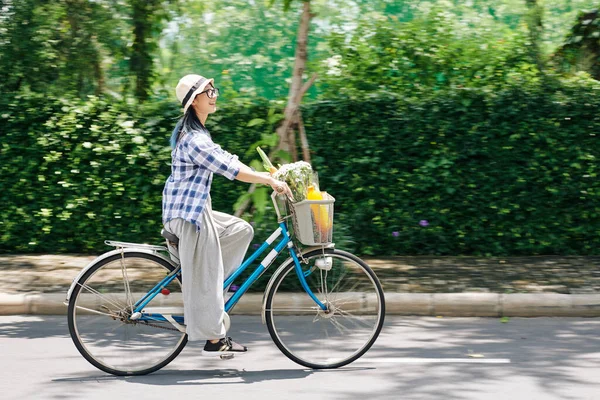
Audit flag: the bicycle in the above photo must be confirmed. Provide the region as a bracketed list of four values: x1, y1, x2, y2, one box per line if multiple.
[66, 191, 385, 376]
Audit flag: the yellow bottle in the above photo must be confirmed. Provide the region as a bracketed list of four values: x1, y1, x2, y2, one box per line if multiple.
[307, 185, 331, 239]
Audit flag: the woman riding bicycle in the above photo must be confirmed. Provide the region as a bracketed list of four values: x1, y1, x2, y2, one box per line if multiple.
[162, 74, 290, 355]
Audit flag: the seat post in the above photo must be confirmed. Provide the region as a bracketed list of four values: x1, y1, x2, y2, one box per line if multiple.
[160, 228, 179, 248]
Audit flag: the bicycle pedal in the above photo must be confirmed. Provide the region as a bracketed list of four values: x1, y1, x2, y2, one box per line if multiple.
[220, 353, 235, 360]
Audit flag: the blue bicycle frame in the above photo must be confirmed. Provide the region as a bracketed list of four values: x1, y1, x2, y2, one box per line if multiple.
[133, 221, 327, 325]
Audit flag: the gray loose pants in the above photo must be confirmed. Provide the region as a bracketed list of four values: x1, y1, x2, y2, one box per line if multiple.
[164, 197, 253, 341]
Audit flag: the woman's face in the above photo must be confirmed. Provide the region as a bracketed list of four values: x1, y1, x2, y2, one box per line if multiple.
[191, 83, 217, 115]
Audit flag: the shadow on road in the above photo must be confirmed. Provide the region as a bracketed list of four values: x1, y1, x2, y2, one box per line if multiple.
[52, 366, 375, 386]
[0, 315, 69, 339]
[4, 316, 600, 399]
[336, 317, 600, 400]
[53, 368, 314, 385]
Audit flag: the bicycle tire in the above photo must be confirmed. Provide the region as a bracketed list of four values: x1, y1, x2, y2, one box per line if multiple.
[67, 252, 188, 376]
[264, 248, 385, 369]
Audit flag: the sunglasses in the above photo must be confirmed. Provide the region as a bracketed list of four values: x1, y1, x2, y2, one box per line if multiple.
[199, 87, 220, 99]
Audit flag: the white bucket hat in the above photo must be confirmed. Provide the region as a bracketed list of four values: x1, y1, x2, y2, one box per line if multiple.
[176, 74, 215, 114]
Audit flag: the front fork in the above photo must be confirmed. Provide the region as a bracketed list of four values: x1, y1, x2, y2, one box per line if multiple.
[288, 242, 328, 311]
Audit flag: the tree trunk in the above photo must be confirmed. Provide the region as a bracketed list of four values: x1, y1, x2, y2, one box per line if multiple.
[289, 128, 298, 161]
[297, 111, 311, 163]
[525, 0, 545, 76]
[93, 36, 105, 96]
[130, 0, 159, 102]
[276, 0, 311, 155]
[234, 1, 315, 217]
[276, 72, 317, 160]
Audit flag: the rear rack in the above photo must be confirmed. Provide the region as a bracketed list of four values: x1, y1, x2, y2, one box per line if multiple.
[104, 240, 167, 252]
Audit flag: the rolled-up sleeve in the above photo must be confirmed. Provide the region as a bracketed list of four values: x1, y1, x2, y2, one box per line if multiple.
[186, 133, 241, 180]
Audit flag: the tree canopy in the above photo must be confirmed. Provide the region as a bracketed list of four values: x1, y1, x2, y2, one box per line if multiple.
[2, 0, 599, 102]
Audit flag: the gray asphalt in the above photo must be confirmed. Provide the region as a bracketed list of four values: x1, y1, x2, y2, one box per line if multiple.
[2, 316, 600, 400]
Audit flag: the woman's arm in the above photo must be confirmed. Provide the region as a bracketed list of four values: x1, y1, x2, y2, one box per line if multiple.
[235, 163, 291, 195]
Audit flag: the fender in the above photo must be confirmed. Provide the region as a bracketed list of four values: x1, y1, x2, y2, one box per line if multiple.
[261, 244, 334, 324]
[65, 246, 177, 303]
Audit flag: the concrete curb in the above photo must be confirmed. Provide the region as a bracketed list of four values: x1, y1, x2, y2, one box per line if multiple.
[2, 292, 600, 317]
[385, 293, 600, 317]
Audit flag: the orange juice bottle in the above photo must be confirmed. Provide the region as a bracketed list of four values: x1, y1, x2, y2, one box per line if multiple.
[307, 185, 331, 239]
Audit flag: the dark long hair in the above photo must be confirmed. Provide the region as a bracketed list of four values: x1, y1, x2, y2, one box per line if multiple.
[169, 107, 207, 148]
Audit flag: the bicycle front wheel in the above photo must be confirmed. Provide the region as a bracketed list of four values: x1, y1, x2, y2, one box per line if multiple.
[67, 252, 187, 376]
[265, 248, 385, 369]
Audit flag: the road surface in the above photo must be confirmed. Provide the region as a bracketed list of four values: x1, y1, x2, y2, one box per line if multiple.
[1, 316, 599, 399]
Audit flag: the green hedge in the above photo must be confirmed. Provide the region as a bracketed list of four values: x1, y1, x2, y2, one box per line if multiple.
[0, 93, 267, 253]
[1, 75, 600, 256]
[304, 76, 600, 256]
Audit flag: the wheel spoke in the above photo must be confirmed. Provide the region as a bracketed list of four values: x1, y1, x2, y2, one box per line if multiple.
[334, 310, 378, 330]
[77, 282, 127, 311]
[266, 249, 385, 369]
[326, 268, 349, 295]
[265, 307, 321, 312]
[328, 316, 354, 335]
[74, 305, 118, 318]
[68, 253, 187, 376]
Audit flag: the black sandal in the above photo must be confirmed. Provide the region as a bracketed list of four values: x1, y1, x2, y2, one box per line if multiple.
[202, 337, 248, 356]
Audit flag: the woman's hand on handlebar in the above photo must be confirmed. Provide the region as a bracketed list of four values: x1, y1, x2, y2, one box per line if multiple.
[268, 177, 292, 198]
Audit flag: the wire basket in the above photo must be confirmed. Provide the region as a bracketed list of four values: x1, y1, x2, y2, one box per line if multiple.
[288, 192, 335, 246]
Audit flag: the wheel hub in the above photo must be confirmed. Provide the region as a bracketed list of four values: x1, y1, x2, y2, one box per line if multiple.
[316, 301, 337, 319]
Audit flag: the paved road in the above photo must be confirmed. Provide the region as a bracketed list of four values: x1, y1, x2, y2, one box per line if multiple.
[2, 316, 600, 400]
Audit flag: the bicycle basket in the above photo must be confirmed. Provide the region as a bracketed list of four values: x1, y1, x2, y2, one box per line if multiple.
[289, 192, 335, 246]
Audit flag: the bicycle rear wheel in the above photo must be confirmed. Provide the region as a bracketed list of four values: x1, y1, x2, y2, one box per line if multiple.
[67, 252, 187, 376]
[264, 248, 385, 369]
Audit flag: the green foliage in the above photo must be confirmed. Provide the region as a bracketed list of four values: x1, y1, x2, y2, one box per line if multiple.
[3, 0, 598, 101]
[232, 106, 284, 224]
[552, 9, 600, 80]
[0, 0, 177, 100]
[2, 0, 600, 257]
[302, 74, 600, 256]
[157, 0, 308, 100]
[0, 0, 128, 97]
[314, 4, 544, 97]
[0, 93, 266, 253]
[2, 73, 600, 257]
[269, 0, 297, 12]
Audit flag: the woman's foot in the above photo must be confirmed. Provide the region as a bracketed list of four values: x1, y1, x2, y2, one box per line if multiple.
[202, 337, 248, 357]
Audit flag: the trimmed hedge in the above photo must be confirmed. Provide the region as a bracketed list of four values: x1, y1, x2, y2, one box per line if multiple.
[0, 94, 267, 253]
[1, 75, 600, 256]
[304, 77, 600, 256]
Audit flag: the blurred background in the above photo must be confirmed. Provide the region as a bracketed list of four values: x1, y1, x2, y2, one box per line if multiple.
[1, 0, 599, 258]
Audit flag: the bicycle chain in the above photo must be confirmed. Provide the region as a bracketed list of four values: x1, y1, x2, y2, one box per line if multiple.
[106, 311, 181, 332]
[116, 318, 181, 332]
[139, 321, 181, 332]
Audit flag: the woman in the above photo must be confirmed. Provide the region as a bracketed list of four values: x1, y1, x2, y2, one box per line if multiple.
[162, 74, 289, 356]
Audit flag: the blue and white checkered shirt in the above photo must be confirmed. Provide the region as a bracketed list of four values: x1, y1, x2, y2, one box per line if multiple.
[162, 128, 241, 231]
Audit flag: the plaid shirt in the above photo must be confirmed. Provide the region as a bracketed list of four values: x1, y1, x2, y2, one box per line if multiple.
[162, 128, 241, 231]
